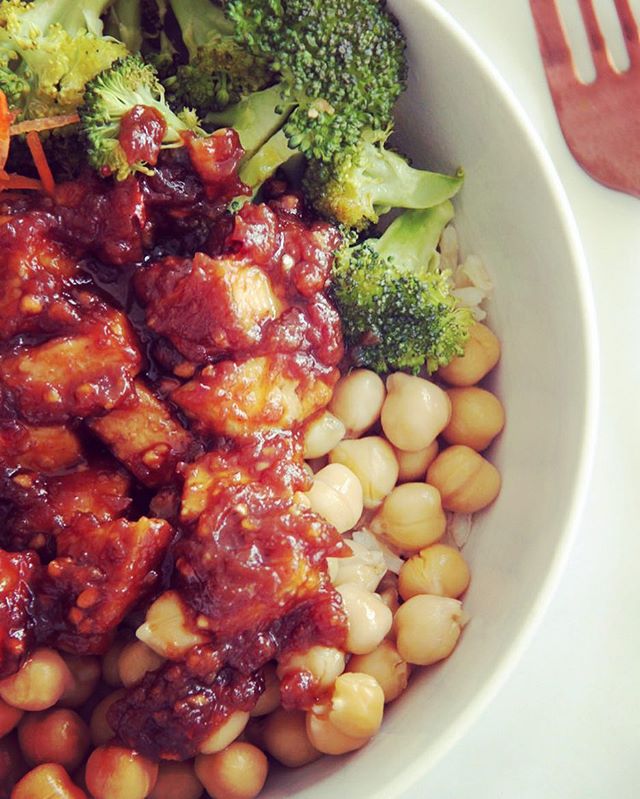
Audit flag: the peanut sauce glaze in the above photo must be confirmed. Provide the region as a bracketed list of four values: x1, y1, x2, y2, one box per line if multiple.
[0, 115, 348, 760]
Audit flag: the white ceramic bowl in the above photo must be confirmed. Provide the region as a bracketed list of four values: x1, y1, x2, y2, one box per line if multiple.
[261, 0, 598, 796]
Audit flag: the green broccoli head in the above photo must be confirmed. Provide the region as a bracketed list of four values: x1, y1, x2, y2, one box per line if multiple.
[161, 0, 272, 116]
[167, 40, 272, 114]
[79, 54, 203, 180]
[304, 129, 465, 230]
[0, 0, 127, 121]
[226, 0, 407, 161]
[331, 204, 474, 374]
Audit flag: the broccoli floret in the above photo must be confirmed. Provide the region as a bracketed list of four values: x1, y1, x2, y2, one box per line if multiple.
[79, 54, 204, 180]
[209, 0, 406, 194]
[0, 0, 128, 121]
[331, 204, 474, 374]
[304, 129, 464, 231]
[163, 0, 272, 115]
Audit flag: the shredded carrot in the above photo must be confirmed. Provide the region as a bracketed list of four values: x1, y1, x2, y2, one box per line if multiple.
[0, 91, 11, 171]
[0, 173, 43, 191]
[26, 130, 55, 195]
[9, 113, 80, 136]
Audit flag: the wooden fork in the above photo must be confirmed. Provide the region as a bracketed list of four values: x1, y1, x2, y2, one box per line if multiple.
[529, 0, 640, 197]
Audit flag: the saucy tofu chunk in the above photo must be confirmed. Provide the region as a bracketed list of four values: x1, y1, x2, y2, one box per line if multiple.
[0, 213, 81, 341]
[38, 517, 173, 655]
[176, 439, 344, 645]
[136, 253, 284, 363]
[0, 461, 131, 553]
[88, 380, 197, 487]
[109, 652, 262, 761]
[0, 422, 83, 472]
[0, 305, 142, 424]
[172, 354, 338, 437]
[0, 550, 40, 679]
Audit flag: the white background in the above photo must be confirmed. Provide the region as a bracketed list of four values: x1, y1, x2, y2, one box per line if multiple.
[404, 2, 640, 797]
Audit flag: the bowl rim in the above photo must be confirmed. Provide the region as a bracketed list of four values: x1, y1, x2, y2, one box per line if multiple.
[371, 1, 600, 795]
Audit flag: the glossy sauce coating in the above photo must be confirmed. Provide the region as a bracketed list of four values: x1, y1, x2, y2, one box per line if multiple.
[119, 105, 168, 167]
[0, 142, 348, 762]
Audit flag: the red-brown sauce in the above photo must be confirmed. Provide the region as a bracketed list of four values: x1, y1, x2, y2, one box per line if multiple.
[0, 142, 348, 761]
[118, 105, 167, 167]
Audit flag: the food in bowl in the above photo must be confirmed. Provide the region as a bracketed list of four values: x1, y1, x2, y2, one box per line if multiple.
[0, 0, 505, 797]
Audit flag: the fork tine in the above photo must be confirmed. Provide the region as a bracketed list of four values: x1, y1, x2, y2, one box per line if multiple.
[577, 0, 612, 74]
[613, 0, 640, 66]
[529, 0, 577, 87]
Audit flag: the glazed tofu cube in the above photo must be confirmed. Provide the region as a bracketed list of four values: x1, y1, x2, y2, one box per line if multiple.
[0, 215, 80, 341]
[88, 380, 197, 487]
[137, 253, 283, 362]
[39, 517, 173, 655]
[0, 423, 83, 472]
[172, 355, 337, 438]
[0, 306, 142, 424]
[0, 461, 131, 552]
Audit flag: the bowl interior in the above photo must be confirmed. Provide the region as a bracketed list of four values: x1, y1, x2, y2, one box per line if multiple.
[261, 1, 596, 796]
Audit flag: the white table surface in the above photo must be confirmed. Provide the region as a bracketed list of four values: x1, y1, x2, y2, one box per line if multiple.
[403, 2, 640, 797]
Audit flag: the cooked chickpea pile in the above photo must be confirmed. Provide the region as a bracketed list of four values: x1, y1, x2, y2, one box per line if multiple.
[1, 322, 502, 799]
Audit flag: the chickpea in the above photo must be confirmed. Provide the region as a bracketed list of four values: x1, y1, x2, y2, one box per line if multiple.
[327, 545, 385, 592]
[394, 440, 439, 483]
[85, 745, 158, 799]
[90, 689, 125, 747]
[195, 742, 268, 799]
[394, 594, 466, 666]
[324, 672, 384, 739]
[136, 591, 207, 659]
[18, 709, 89, 772]
[329, 437, 399, 509]
[303, 411, 346, 459]
[277, 646, 345, 690]
[305, 463, 363, 533]
[250, 663, 280, 717]
[370, 482, 446, 552]
[437, 322, 500, 386]
[305, 712, 369, 756]
[259, 708, 320, 768]
[399, 544, 471, 601]
[117, 640, 165, 688]
[148, 761, 203, 799]
[59, 656, 101, 709]
[442, 387, 505, 451]
[0, 697, 23, 737]
[337, 583, 392, 655]
[426, 445, 501, 512]
[380, 374, 451, 452]
[329, 369, 385, 437]
[347, 640, 410, 703]
[0, 648, 71, 711]
[102, 636, 130, 688]
[11, 763, 87, 799]
[199, 710, 250, 755]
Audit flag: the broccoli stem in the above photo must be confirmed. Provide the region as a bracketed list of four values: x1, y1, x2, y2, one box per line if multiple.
[106, 0, 143, 53]
[169, 0, 234, 54]
[238, 127, 298, 191]
[364, 147, 464, 214]
[206, 84, 294, 161]
[373, 202, 455, 273]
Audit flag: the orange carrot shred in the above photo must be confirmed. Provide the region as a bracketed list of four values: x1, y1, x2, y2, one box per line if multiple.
[0, 173, 43, 191]
[0, 90, 11, 171]
[9, 113, 80, 136]
[26, 130, 55, 195]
